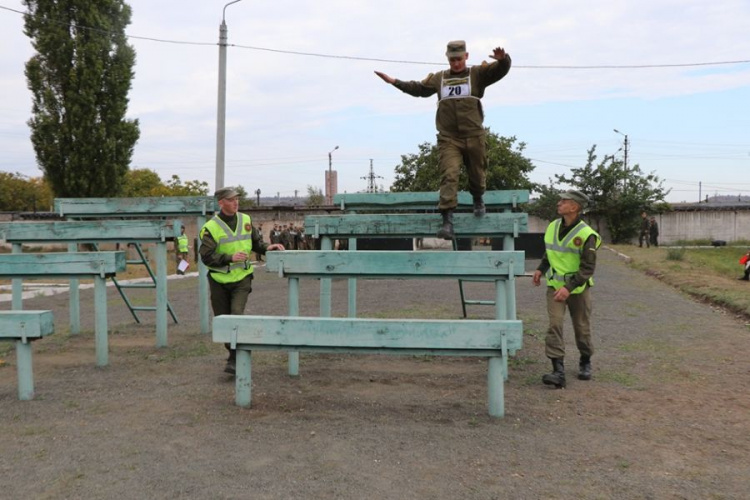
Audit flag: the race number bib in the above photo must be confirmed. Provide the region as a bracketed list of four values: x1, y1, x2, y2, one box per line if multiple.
[440, 76, 471, 100]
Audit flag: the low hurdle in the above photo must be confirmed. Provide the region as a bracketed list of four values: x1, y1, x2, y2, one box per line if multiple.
[0, 252, 125, 367]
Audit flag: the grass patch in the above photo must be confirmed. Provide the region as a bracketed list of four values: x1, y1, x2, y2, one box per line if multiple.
[0, 342, 14, 357]
[612, 244, 750, 318]
[665, 247, 685, 261]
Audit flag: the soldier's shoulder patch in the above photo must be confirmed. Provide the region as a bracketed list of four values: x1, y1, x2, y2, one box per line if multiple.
[573, 236, 583, 247]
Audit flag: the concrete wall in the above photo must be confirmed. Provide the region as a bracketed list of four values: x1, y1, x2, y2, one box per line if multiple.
[528, 209, 750, 246]
[652, 210, 750, 244]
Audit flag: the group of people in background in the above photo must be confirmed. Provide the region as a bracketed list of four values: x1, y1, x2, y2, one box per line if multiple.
[639, 211, 659, 248]
[268, 224, 315, 250]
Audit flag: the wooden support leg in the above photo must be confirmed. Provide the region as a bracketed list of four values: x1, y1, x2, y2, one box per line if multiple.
[488, 356, 505, 418]
[288, 277, 300, 376]
[11, 243, 22, 311]
[494, 280, 507, 321]
[15, 340, 34, 401]
[236, 349, 252, 407]
[347, 238, 357, 318]
[94, 276, 109, 367]
[156, 241, 168, 347]
[319, 237, 333, 317]
[68, 243, 80, 335]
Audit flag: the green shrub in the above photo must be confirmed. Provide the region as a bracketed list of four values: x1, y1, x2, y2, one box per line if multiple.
[666, 248, 685, 261]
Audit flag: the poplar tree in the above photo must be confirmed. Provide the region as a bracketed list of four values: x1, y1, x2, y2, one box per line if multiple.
[23, 0, 140, 197]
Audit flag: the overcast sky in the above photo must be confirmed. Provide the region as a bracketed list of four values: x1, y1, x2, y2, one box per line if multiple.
[1, 0, 749, 203]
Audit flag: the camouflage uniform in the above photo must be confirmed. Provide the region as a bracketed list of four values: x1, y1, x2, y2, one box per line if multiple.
[392, 53, 511, 209]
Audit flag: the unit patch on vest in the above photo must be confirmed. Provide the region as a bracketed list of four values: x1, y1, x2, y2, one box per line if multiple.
[440, 76, 470, 100]
[573, 236, 583, 247]
[244, 223, 252, 232]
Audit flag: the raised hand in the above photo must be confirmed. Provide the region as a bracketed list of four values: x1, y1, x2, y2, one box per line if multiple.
[490, 47, 506, 60]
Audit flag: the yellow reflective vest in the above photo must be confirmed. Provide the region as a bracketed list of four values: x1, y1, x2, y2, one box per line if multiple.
[199, 213, 254, 284]
[543, 218, 601, 294]
[177, 234, 189, 253]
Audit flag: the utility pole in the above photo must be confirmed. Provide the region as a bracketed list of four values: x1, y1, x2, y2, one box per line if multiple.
[254, 188, 261, 206]
[327, 145, 339, 204]
[215, 0, 244, 190]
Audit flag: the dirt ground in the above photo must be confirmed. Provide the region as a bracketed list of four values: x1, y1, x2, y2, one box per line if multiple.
[1, 249, 749, 499]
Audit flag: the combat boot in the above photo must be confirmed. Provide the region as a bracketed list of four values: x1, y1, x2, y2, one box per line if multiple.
[542, 358, 566, 388]
[224, 350, 236, 375]
[436, 209, 455, 240]
[473, 196, 486, 217]
[578, 356, 592, 381]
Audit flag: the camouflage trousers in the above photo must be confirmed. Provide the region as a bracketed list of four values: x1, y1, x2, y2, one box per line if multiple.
[437, 134, 487, 210]
[544, 286, 594, 360]
[208, 274, 254, 360]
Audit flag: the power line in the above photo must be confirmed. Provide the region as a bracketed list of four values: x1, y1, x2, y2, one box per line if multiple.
[3, 4, 750, 70]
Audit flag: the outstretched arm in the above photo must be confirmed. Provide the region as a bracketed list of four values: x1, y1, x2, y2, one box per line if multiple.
[374, 71, 395, 84]
[377, 70, 438, 98]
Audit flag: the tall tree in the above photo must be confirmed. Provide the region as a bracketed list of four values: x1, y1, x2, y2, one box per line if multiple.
[391, 130, 536, 192]
[24, 0, 140, 197]
[550, 146, 669, 243]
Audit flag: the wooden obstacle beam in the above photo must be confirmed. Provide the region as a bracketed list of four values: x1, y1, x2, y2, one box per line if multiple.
[0, 252, 126, 367]
[213, 315, 523, 418]
[0, 311, 54, 400]
[0, 220, 180, 346]
[53, 196, 219, 335]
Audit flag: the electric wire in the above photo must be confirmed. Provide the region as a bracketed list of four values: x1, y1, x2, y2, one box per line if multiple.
[2, 5, 749, 69]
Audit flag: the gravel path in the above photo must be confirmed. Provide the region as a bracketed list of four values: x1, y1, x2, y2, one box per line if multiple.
[1, 249, 748, 499]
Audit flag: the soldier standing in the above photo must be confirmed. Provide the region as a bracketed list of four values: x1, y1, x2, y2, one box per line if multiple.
[375, 41, 511, 239]
[532, 190, 601, 388]
[639, 211, 650, 248]
[199, 187, 285, 375]
[649, 216, 659, 247]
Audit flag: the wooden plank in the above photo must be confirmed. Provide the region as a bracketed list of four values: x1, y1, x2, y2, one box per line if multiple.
[0, 220, 180, 244]
[213, 315, 523, 351]
[266, 251, 525, 279]
[334, 190, 529, 211]
[54, 196, 217, 217]
[0, 252, 126, 278]
[305, 213, 527, 238]
[0, 311, 55, 339]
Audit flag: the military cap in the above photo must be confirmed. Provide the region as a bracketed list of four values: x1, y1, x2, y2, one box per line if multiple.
[214, 186, 239, 201]
[559, 190, 589, 209]
[446, 40, 467, 57]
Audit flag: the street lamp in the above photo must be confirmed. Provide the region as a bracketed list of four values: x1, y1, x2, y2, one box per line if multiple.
[613, 129, 629, 170]
[215, 0, 244, 191]
[327, 145, 339, 204]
